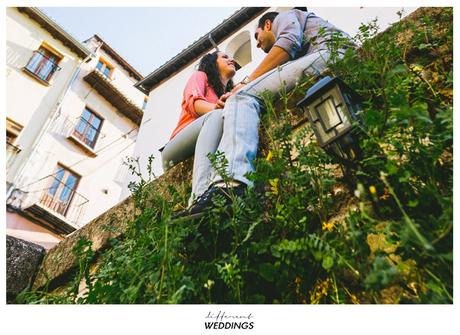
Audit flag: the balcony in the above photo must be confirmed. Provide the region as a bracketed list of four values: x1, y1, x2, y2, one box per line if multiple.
[6, 141, 22, 171]
[7, 176, 89, 235]
[83, 69, 143, 125]
[6, 141, 21, 156]
[23, 50, 61, 85]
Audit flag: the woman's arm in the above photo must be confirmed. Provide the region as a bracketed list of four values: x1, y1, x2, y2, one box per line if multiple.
[183, 71, 223, 116]
[193, 99, 218, 116]
[194, 92, 232, 115]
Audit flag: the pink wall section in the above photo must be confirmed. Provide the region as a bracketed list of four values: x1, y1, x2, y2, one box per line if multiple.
[6, 211, 63, 250]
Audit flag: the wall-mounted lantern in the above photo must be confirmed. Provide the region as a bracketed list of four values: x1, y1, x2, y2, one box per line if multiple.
[296, 76, 363, 162]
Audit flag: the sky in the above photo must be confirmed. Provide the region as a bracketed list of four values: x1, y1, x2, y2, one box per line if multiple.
[40, 6, 417, 78]
[40, 7, 240, 76]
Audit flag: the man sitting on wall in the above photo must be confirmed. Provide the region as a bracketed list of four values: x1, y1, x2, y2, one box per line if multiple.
[183, 8, 353, 216]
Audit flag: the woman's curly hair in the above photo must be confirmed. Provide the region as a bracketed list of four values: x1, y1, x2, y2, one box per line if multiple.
[198, 51, 234, 97]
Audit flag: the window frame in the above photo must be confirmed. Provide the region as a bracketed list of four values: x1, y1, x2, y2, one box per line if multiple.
[96, 57, 114, 79]
[24, 42, 63, 84]
[72, 107, 104, 149]
[225, 30, 252, 69]
[142, 97, 149, 110]
[42, 164, 81, 217]
[6, 117, 23, 145]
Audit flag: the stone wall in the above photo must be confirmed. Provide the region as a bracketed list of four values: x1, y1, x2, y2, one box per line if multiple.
[7, 235, 45, 302]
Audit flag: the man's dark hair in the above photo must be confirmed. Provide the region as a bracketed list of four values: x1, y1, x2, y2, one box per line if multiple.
[257, 12, 279, 29]
[198, 51, 234, 97]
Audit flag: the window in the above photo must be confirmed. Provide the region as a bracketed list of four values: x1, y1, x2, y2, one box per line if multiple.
[40, 165, 80, 217]
[6, 117, 23, 153]
[233, 40, 251, 66]
[24, 44, 62, 83]
[142, 97, 148, 110]
[6, 118, 23, 145]
[6, 131, 16, 146]
[72, 108, 103, 149]
[225, 31, 252, 68]
[96, 58, 114, 79]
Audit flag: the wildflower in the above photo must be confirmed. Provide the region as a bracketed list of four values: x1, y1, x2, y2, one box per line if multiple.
[440, 88, 453, 98]
[410, 64, 423, 72]
[266, 150, 273, 161]
[420, 136, 432, 146]
[310, 277, 332, 303]
[269, 178, 279, 195]
[322, 221, 334, 232]
[369, 185, 377, 194]
[204, 279, 215, 289]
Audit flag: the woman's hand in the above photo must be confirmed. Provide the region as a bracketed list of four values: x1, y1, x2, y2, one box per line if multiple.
[215, 92, 232, 109]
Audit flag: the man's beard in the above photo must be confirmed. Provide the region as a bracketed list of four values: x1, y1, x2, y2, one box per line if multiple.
[263, 45, 273, 53]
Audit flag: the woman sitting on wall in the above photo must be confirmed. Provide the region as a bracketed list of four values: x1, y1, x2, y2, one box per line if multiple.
[161, 51, 243, 214]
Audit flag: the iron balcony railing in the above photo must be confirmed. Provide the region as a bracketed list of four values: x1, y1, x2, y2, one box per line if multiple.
[6, 141, 21, 157]
[9, 175, 89, 229]
[25, 50, 61, 82]
[58, 115, 106, 150]
[6, 141, 21, 171]
[95, 65, 113, 80]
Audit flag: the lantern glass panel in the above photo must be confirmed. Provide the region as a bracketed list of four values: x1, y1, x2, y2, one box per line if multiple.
[332, 86, 353, 125]
[313, 119, 336, 146]
[336, 104, 347, 125]
[315, 96, 342, 132]
[304, 105, 318, 122]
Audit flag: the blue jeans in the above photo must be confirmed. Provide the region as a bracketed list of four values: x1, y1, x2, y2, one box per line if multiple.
[211, 49, 335, 186]
[162, 109, 225, 205]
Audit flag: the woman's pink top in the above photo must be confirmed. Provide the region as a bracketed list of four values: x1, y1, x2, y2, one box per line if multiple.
[170, 71, 218, 140]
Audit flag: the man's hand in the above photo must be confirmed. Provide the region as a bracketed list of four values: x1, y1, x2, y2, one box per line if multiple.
[229, 46, 290, 95]
[249, 46, 290, 80]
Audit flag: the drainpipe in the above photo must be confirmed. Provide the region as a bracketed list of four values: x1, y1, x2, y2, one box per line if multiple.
[6, 45, 99, 199]
[208, 33, 219, 51]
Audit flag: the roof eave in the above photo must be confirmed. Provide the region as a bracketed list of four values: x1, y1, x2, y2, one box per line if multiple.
[135, 7, 269, 93]
[83, 70, 143, 126]
[92, 34, 144, 81]
[17, 7, 92, 59]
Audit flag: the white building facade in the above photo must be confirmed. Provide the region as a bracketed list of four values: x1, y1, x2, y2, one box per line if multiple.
[124, 6, 417, 199]
[6, 7, 147, 249]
